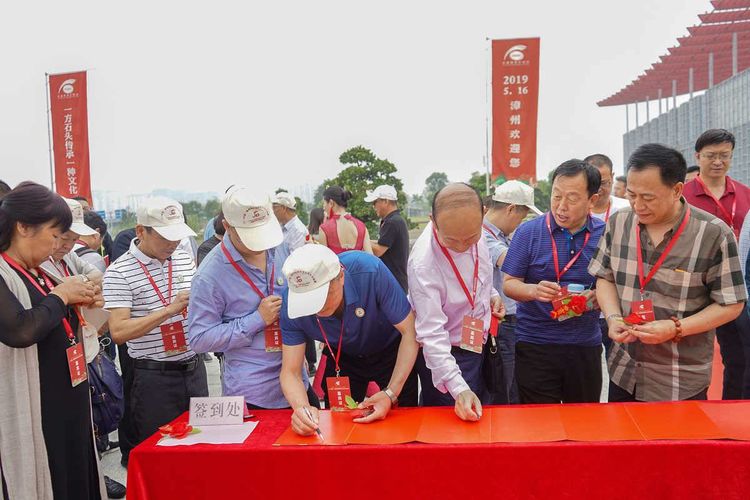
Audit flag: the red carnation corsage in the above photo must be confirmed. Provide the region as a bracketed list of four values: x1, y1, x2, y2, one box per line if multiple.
[159, 421, 198, 439]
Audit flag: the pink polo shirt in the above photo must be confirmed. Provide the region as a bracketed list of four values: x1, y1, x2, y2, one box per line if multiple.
[407, 222, 498, 399]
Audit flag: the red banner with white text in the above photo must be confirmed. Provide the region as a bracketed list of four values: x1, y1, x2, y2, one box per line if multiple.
[48, 71, 92, 204]
[491, 38, 540, 184]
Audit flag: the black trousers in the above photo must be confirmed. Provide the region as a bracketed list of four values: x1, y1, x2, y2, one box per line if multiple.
[515, 341, 602, 404]
[716, 313, 750, 400]
[608, 382, 708, 402]
[322, 338, 418, 407]
[130, 358, 209, 447]
[117, 343, 135, 462]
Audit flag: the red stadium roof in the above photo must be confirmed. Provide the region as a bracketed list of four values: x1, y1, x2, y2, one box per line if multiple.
[598, 0, 750, 106]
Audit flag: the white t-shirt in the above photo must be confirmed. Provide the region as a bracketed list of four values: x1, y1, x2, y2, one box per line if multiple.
[590, 196, 630, 223]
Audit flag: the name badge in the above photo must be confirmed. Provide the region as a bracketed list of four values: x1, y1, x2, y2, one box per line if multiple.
[265, 320, 282, 352]
[460, 315, 484, 353]
[161, 320, 188, 355]
[326, 376, 352, 411]
[67, 344, 88, 387]
[550, 286, 570, 311]
[630, 299, 655, 322]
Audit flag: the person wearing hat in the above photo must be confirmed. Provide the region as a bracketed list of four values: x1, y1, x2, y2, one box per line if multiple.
[502, 160, 605, 404]
[273, 191, 309, 255]
[481, 181, 541, 404]
[366, 184, 410, 292]
[188, 188, 310, 409]
[103, 197, 208, 463]
[279, 244, 420, 435]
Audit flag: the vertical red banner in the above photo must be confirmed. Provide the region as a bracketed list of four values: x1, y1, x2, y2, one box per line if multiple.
[491, 38, 540, 184]
[48, 71, 92, 204]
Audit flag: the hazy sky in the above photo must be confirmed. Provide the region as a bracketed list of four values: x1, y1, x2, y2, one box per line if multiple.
[0, 0, 710, 199]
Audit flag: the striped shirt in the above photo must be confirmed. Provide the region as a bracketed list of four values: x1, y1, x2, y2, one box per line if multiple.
[588, 199, 748, 401]
[103, 239, 197, 361]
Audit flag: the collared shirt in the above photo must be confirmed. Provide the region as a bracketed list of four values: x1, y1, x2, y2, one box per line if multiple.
[408, 222, 498, 399]
[590, 196, 630, 223]
[71, 243, 107, 273]
[280, 251, 410, 357]
[501, 213, 605, 346]
[588, 200, 747, 401]
[40, 252, 99, 282]
[683, 175, 750, 237]
[103, 240, 196, 362]
[282, 215, 309, 253]
[378, 209, 410, 292]
[482, 219, 516, 315]
[188, 235, 301, 408]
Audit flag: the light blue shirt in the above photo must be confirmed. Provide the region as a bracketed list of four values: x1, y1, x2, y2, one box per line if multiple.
[482, 219, 517, 315]
[282, 215, 308, 253]
[739, 215, 750, 277]
[188, 235, 307, 408]
[203, 217, 216, 242]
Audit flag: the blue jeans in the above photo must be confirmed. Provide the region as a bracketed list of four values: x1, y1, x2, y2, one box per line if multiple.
[417, 347, 483, 406]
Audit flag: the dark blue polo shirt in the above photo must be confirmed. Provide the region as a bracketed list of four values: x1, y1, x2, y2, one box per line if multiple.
[501, 213, 605, 346]
[280, 251, 410, 356]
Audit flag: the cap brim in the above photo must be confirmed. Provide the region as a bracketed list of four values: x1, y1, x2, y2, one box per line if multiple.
[287, 281, 330, 319]
[152, 223, 197, 242]
[527, 204, 543, 215]
[364, 193, 378, 202]
[235, 222, 283, 252]
[70, 222, 98, 236]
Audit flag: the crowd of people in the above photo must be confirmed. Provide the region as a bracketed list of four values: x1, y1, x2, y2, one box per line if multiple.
[1, 127, 749, 499]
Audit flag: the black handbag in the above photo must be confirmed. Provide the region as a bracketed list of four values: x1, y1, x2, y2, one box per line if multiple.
[88, 350, 124, 436]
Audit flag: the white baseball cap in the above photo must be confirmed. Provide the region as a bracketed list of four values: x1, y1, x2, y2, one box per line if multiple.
[272, 191, 296, 210]
[492, 180, 542, 215]
[136, 197, 196, 242]
[364, 184, 398, 203]
[63, 198, 97, 236]
[282, 244, 342, 319]
[222, 187, 283, 251]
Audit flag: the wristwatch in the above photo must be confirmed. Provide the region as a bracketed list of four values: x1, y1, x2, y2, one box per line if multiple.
[383, 387, 398, 406]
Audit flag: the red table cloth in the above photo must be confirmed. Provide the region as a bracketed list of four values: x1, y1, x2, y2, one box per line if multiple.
[127, 402, 750, 500]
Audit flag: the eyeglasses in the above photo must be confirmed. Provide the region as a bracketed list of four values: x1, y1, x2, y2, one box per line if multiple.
[700, 152, 733, 161]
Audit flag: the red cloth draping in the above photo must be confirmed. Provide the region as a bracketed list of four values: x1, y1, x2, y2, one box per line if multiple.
[127, 402, 750, 500]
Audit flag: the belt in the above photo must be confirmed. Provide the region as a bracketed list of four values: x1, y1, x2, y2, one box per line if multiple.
[133, 356, 200, 372]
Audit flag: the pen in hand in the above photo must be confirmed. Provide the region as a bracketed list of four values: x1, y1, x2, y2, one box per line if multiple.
[302, 406, 324, 442]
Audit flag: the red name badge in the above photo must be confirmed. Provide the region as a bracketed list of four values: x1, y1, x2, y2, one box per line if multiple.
[551, 286, 570, 311]
[460, 315, 484, 353]
[66, 344, 87, 387]
[326, 376, 352, 411]
[265, 320, 282, 352]
[630, 299, 656, 322]
[160, 321, 188, 355]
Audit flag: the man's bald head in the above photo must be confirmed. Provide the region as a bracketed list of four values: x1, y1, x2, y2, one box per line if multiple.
[431, 183, 483, 221]
[430, 183, 484, 253]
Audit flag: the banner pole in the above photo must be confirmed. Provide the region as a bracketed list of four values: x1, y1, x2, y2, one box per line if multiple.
[484, 37, 491, 195]
[45, 73, 55, 190]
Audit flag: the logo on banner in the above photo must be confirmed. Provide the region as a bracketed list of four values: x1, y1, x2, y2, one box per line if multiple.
[57, 79, 79, 98]
[502, 45, 530, 66]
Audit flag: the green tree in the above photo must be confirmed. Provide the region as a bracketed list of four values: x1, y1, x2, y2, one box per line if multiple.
[317, 145, 410, 236]
[423, 172, 449, 203]
[275, 188, 308, 225]
[467, 171, 489, 195]
[533, 172, 553, 213]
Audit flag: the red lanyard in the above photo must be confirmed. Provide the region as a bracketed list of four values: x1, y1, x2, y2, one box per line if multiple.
[546, 213, 591, 283]
[635, 205, 691, 294]
[432, 226, 479, 310]
[2, 253, 76, 342]
[604, 202, 611, 223]
[48, 257, 71, 278]
[482, 223, 500, 241]
[696, 176, 736, 234]
[316, 317, 344, 376]
[220, 242, 274, 300]
[137, 260, 173, 308]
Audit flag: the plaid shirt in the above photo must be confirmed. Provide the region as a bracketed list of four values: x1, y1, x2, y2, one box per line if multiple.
[588, 199, 747, 401]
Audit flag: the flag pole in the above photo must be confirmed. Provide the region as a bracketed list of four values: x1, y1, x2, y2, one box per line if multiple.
[45, 73, 55, 191]
[484, 37, 491, 195]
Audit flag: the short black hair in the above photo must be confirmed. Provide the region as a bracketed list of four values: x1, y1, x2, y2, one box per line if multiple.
[627, 143, 686, 186]
[583, 154, 613, 172]
[550, 159, 601, 198]
[695, 128, 735, 152]
[83, 210, 107, 235]
[686, 165, 700, 174]
[615, 175, 626, 184]
[213, 210, 226, 236]
[431, 182, 483, 219]
[0, 181, 72, 252]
